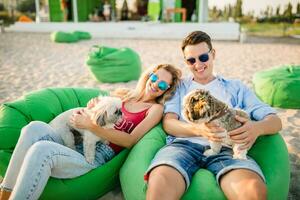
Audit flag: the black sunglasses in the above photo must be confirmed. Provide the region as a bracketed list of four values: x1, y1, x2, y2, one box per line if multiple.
[185, 49, 212, 65]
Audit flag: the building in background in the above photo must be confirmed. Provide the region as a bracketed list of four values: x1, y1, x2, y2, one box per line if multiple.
[34, 0, 208, 23]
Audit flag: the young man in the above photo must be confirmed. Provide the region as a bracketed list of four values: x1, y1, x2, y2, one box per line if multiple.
[145, 31, 282, 200]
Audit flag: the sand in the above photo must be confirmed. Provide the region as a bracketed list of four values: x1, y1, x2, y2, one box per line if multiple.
[0, 32, 299, 199]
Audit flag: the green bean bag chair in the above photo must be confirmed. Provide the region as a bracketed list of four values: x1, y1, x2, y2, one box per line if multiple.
[86, 46, 142, 83]
[253, 65, 300, 109]
[120, 125, 290, 200]
[73, 31, 92, 40]
[51, 31, 79, 43]
[0, 87, 129, 200]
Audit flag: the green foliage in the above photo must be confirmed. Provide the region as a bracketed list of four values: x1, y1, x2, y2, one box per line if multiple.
[209, 1, 299, 24]
[233, 0, 243, 21]
[0, 11, 16, 25]
[17, 0, 35, 13]
[276, 6, 280, 16]
[0, 3, 4, 11]
[241, 22, 300, 37]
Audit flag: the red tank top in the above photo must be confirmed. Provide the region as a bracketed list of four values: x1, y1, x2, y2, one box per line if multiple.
[109, 101, 150, 153]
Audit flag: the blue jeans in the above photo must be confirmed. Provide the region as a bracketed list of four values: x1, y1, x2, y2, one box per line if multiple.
[0, 121, 115, 200]
[145, 138, 265, 190]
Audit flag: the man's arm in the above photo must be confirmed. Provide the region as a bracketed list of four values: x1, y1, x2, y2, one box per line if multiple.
[253, 114, 282, 135]
[163, 113, 225, 142]
[229, 114, 282, 150]
[229, 81, 282, 149]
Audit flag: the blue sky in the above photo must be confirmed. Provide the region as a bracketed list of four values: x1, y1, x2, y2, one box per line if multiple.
[208, 0, 299, 16]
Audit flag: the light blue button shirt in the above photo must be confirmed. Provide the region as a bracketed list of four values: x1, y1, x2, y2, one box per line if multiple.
[164, 75, 277, 144]
[165, 75, 276, 121]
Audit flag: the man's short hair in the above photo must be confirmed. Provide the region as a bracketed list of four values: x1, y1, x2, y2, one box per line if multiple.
[181, 31, 212, 52]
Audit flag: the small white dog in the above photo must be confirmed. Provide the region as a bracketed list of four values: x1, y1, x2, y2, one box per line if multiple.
[183, 89, 250, 160]
[49, 96, 122, 164]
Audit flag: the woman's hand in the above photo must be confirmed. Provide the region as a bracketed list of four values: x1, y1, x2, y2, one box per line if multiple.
[69, 109, 95, 130]
[194, 122, 225, 142]
[228, 115, 262, 150]
[87, 97, 100, 109]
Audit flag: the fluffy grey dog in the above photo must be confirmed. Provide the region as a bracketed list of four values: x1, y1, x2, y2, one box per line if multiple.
[49, 96, 122, 164]
[183, 89, 250, 159]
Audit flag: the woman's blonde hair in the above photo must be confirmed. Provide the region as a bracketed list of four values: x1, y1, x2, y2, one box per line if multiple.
[112, 64, 182, 104]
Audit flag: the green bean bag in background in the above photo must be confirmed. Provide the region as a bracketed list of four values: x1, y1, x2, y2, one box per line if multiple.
[73, 31, 92, 40]
[120, 125, 290, 200]
[253, 65, 300, 109]
[51, 31, 79, 43]
[86, 46, 142, 83]
[0, 88, 129, 200]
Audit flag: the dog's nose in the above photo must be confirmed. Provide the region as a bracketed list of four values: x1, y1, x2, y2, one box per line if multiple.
[115, 109, 122, 116]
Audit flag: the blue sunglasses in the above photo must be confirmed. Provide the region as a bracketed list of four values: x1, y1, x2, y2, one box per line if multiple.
[186, 49, 212, 65]
[149, 73, 170, 91]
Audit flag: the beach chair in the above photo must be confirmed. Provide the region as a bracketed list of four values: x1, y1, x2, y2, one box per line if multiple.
[120, 121, 290, 200]
[0, 87, 129, 200]
[253, 65, 300, 109]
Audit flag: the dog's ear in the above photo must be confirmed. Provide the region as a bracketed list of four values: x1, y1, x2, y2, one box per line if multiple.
[96, 111, 108, 126]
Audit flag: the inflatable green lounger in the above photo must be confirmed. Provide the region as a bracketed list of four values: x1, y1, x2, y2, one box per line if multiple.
[253, 65, 300, 109]
[0, 88, 129, 200]
[120, 124, 290, 200]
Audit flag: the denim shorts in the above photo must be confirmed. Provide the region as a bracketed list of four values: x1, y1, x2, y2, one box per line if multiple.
[145, 138, 265, 190]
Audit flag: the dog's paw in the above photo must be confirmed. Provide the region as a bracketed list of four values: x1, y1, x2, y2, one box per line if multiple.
[85, 156, 95, 164]
[204, 149, 217, 157]
[233, 152, 248, 160]
[233, 145, 248, 160]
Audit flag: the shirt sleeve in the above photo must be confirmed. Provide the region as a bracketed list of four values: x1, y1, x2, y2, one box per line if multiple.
[237, 81, 277, 121]
[164, 85, 181, 118]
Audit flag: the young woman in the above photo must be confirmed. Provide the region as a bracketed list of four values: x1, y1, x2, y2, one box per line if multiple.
[0, 64, 182, 200]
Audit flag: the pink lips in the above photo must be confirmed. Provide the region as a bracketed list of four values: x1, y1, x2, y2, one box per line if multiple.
[149, 84, 158, 93]
[195, 65, 207, 73]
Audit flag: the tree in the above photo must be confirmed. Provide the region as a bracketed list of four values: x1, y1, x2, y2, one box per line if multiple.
[263, 6, 272, 18]
[233, 0, 243, 20]
[283, 3, 292, 17]
[223, 5, 229, 20]
[297, 3, 300, 14]
[0, 3, 4, 11]
[283, 2, 293, 22]
[276, 5, 280, 16]
[210, 6, 218, 21]
[228, 4, 233, 18]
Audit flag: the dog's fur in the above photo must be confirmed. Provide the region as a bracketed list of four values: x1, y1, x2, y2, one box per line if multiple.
[49, 96, 122, 164]
[183, 89, 250, 159]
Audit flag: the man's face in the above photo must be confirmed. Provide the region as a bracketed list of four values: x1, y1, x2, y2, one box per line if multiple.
[183, 42, 215, 84]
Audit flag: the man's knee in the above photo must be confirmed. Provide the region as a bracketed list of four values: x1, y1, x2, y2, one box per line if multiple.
[148, 166, 173, 188]
[147, 165, 185, 200]
[220, 169, 267, 200]
[243, 178, 267, 200]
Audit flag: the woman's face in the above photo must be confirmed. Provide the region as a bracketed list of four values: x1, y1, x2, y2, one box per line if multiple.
[145, 68, 173, 99]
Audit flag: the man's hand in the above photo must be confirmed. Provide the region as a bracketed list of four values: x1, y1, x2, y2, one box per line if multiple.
[194, 122, 225, 142]
[229, 115, 262, 150]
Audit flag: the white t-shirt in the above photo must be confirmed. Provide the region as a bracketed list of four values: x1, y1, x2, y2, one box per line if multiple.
[188, 78, 232, 107]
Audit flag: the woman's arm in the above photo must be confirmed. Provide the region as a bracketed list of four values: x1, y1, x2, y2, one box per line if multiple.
[70, 104, 164, 148]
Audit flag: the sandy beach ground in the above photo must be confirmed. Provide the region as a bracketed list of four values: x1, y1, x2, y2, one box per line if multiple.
[0, 32, 300, 199]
